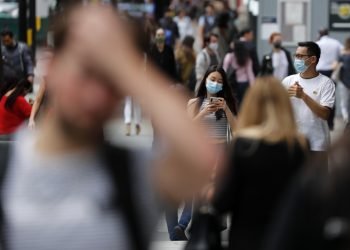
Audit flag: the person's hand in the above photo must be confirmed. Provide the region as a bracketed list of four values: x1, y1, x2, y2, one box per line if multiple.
[288, 82, 305, 99]
[215, 98, 227, 111]
[28, 119, 35, 130]
[200, 103, 218, 116]
[27, 75, 34, 83]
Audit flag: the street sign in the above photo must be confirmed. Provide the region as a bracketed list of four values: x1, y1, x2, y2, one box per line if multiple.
[330, 0, 350, 30]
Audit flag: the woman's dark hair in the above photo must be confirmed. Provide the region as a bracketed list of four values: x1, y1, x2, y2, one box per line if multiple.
[234, 40, 249, 67]
[196, 65, 237, 118]
[0, 77, 31, 109]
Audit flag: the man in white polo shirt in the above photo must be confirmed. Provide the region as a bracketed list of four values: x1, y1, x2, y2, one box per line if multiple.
[282, 41, 335, 166]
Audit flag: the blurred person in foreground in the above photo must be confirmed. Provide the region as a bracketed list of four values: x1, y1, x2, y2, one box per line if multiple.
[1, 30, 34, 84]
[223, 40, 255, 107]
[283, 42, 335, 168]
[0, 5, 217, 250]
[0, 77, 32, 138]
[263, 133, 350, 250]
[261, 32, 295, 79]
[211, 76, 308, 250]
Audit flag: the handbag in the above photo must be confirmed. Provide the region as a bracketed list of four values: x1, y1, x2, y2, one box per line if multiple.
[185, 205, 223, 250]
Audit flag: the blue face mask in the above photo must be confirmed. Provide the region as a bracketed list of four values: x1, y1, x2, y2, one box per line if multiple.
[206, 79, 223, 94]
[294, 58, 310, 73]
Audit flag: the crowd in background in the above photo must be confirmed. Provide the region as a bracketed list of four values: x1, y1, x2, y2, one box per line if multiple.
[1, 1, 350, 250]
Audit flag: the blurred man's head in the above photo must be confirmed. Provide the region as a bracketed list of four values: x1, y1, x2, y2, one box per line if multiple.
[46, 10, 122, 136]
[155, 28, 165, 45]
[205, 4, 215, 16]
[319, 27, 329, 38]
[1, 30, 15, 48]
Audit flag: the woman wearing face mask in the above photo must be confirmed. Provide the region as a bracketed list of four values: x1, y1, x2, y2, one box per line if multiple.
[188, 65, 237, 145]
[261, 32, 296, 79]
[195, 33, 221, 94]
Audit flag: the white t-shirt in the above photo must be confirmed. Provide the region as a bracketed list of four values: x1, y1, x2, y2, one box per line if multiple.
[272, 50, 289, 80]
[316, 36, 343, 71]
[282, 73, 335, 151]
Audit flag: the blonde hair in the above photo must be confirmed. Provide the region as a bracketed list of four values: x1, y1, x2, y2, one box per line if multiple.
[237, 76, 305, 147]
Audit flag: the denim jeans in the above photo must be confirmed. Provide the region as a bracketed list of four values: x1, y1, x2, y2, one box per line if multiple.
[165, 202, 192, 241]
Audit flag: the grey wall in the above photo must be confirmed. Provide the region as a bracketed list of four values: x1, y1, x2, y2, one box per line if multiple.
[257, 0, 349, 61]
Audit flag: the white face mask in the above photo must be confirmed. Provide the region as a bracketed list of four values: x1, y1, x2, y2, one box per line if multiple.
[208, 43, 218, 51]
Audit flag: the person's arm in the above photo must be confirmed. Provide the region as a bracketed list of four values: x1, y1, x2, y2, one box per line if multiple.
[246, 59, 255, 85]
[288, 82, 334, 120]
[222, 53, 232, 72]
[22, 44, 34, 79]
[225, 105, 237, 131]
[28, 80, 46, 129]
[195, 52, 207, 83]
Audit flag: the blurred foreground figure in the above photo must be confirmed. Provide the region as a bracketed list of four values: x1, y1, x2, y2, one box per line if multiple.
[0, 5, 216, 250]
[264, 133, 350, 250]
[212, 77, 308, 250]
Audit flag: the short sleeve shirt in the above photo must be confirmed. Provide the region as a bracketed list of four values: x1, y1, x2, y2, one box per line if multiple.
[282, 73, 335, 151]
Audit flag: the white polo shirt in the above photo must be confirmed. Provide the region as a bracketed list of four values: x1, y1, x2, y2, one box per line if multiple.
[282, 73, 335, 151]
[316, 36, 343, 71]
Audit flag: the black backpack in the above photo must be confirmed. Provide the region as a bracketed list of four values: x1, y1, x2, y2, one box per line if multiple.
[0, 142, 146, 250]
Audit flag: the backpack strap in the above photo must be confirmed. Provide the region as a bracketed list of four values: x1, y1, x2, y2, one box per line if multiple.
[101, 144, 146, 250]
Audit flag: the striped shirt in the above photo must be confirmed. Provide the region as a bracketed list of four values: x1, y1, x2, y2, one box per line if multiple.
[200, 98, 228, 141]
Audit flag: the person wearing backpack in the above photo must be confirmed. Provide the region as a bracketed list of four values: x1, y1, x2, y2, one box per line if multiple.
[195, 33, 221, 94]
[223, 40, 255, 108]
[198, 3, 216, 46]
[1, 30, 34, 84]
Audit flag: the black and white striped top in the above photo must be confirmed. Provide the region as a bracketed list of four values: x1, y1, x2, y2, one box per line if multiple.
[200, 98, 228, 141]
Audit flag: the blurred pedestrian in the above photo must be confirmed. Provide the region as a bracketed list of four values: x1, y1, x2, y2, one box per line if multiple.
[175, 36, 196, 90]
[283, 42, 335, 168]
[0, 77, 32, 137]
[316, 28, 342, 131]
[0, 5, 217, 250]
[334, 37, 350, 124]
[239, 28, 260, 76]
[195, 33, 221, 93]
[223, 40, 255, 107]
[261, 32, 295, 79]
[263, 134, 350, 250]
[173, 8, 194, 42]
[198, 3, 217, 46]
[148, 28, 178, 82]
[212, 76, 308, 250]
[1, 30, 34, 84]
[159, 8, 180, 48]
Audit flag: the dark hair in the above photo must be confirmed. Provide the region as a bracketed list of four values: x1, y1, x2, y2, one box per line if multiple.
[0, 77, 31, 109]
[1, 29, 14, 38]
[319, 27, 329, 37]
[216, 12, 230, 28]
[203, 33, 219, 48]
[182, 35, 195, 48]
[233, 40, 249, 67]
[298, 41, 321, 64]
[240, 28, 252, 38]
[196, 65, 238, 117]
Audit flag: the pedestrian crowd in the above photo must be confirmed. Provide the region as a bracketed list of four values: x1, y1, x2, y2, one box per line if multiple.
[1, 1, 350, 250]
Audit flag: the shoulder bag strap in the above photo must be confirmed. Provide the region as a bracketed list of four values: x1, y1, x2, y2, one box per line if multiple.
[102, 144, 146, 250]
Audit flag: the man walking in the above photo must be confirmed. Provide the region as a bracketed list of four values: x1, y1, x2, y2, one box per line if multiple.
[282, 42, 335, 166]
[1, 30, 34, 83]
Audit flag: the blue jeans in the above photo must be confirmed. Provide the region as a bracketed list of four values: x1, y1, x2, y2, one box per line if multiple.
[165, 202, 192, 240]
